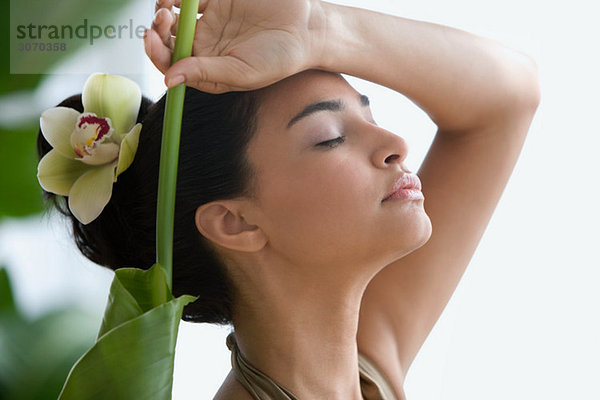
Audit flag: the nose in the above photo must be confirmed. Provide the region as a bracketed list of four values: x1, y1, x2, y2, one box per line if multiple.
[369, 126, 409, 169]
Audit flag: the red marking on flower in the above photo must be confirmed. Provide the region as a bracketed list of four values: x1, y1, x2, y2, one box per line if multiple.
[77, 115, 111, 142]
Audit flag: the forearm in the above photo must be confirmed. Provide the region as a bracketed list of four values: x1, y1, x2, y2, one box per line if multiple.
[313, 2, 540, 131]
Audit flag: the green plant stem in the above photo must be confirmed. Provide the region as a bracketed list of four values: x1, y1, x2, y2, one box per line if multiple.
[156, 0, 199, 290]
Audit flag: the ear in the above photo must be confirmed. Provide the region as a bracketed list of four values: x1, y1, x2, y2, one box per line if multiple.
[194, 200, 267, 253]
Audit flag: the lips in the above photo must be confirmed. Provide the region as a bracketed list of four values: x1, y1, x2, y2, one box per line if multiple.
[383, 174, 422, 201]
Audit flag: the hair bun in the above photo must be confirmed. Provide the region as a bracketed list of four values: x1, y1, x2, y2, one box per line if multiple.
[36, 93, 155, 269]
[37, 87, 260, 325]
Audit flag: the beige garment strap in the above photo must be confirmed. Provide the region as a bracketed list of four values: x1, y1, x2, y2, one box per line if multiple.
[226, 333, 298, 400]
[226, 333, 397, 400]
[358, 353, 398, 400]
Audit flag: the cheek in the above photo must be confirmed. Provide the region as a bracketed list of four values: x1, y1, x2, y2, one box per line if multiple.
[256, 157, 377, 258]
[268, 155, 370, 215]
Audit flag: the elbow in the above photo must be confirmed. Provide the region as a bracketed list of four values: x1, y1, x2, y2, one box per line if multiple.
[470, 53, 541, 135]
[501, 53, 542, 115]
[478, 53, 541, 128]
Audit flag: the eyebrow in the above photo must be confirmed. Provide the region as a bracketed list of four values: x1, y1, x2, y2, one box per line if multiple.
[286, 94, 370, 129]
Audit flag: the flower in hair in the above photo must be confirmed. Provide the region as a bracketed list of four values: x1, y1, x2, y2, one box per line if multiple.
[37, 73, 143, 224]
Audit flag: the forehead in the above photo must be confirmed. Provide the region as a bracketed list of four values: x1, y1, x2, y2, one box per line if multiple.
[255, 70, 360, 130]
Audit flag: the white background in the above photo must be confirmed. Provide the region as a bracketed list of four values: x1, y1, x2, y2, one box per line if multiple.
[1, 0, 599, 399]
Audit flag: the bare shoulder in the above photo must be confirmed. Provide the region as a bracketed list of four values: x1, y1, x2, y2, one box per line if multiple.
[213, 370, 254, 400]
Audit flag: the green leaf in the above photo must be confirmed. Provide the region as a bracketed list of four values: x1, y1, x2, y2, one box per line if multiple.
[58, 264, 196, 400]
[0, 267, 15, 313]
[0, 266, 99, 400]
[0, 127, 45, 218]
[0, 308, 98, 400]
[98, 263, 172, 338]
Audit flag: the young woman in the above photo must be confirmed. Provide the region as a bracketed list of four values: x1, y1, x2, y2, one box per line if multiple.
[38, 0, 539, 399]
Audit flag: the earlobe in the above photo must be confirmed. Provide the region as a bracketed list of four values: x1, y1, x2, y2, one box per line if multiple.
[194, 201, 267, 252]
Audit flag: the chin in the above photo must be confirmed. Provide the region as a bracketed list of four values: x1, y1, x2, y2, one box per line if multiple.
[388, 210, 432, 261]
[413, 210, 433, 248]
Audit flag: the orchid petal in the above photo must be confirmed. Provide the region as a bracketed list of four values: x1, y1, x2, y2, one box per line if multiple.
[77, 142, 120, 166]
[40, 107, 80, 158]
[68, 163, 116, 224]
[115, 123, 142, 180]
[82, 73, 142, 134]
[37, 149, 93, 196]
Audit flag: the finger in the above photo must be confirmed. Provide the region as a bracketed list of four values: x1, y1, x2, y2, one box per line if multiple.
[170, 10, 180, 36]
[154, 0, 180, 38]
[144, 28, 174, 74]
[155, 0, 175, 13]
[152, 8, 175, 48]
[172, 0, 210, 14]
[164, 56, 259, 93]
[157, 2, 180, 35]
[167, 0, 205, 37]
[186, 80, 236, 94]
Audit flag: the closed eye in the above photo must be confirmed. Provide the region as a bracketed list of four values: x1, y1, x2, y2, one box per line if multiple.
[316, 136, 346, 148]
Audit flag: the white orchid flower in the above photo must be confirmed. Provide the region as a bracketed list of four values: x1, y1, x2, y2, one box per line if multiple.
[37, 73, 143, 224]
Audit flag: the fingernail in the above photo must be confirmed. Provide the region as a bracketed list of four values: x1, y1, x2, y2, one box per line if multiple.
[167, 75, 185, 87]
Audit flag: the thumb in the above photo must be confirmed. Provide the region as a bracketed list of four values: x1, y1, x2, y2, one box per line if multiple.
[164, 56, 258, 93]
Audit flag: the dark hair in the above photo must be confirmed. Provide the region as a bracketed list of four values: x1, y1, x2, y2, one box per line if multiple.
[36, 87, 260, 325]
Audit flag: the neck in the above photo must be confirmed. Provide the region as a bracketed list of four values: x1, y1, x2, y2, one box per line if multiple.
[231, 261, 370, 399]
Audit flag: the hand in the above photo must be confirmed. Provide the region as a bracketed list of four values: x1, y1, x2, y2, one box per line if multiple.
[144, 0, 327, 93]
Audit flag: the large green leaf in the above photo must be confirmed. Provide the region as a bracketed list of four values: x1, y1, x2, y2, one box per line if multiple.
[1, 0, 42, 94]
[0, 127, 45, 218]
[97, 263, 173, 339]
[58, 264, 196, 400]
[0, 267, 99, 400]
[0, 267, 15, 313]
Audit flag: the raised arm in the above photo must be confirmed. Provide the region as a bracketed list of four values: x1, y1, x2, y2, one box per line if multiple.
[316, 3, 540, 130]
[315, 3, 541, 390]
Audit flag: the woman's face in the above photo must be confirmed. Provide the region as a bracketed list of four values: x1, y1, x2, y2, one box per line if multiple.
[243, 70, 432, 274]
